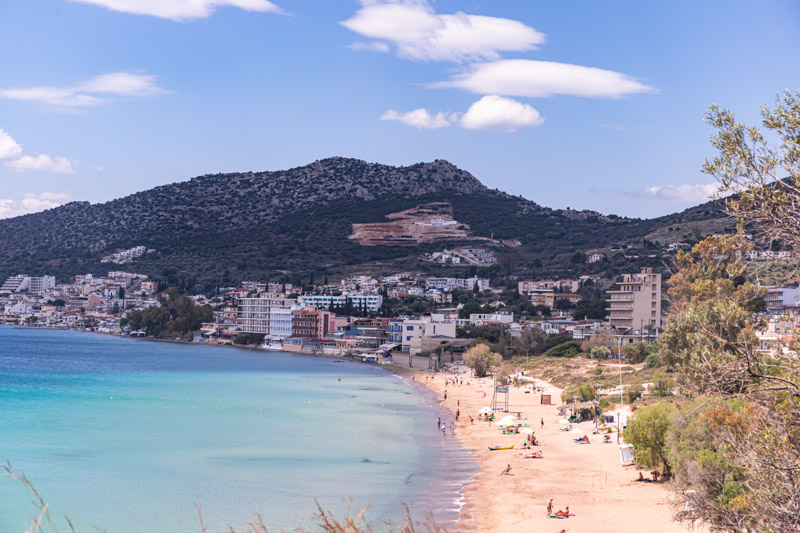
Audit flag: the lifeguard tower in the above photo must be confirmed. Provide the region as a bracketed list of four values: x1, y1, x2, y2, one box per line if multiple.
[491, 377, 510, 412]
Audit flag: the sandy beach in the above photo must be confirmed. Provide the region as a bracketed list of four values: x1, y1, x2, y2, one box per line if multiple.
[387, 359, 702, 533]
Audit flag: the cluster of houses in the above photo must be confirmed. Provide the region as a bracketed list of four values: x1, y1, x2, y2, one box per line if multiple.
[3, 264, 800, 361]
[101, 245, 151, 264]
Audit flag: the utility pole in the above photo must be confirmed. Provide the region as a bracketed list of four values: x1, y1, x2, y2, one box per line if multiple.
[618, 336, 623, 443]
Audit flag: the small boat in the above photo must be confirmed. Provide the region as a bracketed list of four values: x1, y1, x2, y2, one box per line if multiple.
[488, 444, 515, 451]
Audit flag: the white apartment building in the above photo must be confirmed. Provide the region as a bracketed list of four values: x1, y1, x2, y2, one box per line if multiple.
[238, 295, 296, 335]
[269, 306, 294, 340]
[400, 314, 457, 352]
[469, 312, 514, 325]
[425, 277, 490, 292]
[0, 275, 55, 295]
[299, 293, 383, 313]
[764, 287, 800, 313]
[607, 267, 661, 332]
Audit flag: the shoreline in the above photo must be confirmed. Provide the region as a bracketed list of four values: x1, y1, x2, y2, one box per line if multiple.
[399, 367, 705, 533]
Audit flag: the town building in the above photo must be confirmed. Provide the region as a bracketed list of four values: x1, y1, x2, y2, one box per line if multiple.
[764, 287, 800, 314]
[238, 295, 296, 335]
[298, 293, 383, 313]
[606, 267, 662, 332]
[0, 275, 56, 295]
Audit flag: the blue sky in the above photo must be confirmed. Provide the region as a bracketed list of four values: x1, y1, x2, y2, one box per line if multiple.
[0, 0, 798, 219]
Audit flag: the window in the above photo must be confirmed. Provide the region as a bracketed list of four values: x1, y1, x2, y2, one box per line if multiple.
[651, 311, 656, 317]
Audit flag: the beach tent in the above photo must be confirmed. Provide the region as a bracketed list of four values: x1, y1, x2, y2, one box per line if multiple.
[520, 427, 533, 434]
[570, 427, 584, 434]
[495, 415, 515, 426]
[558, 418, 570, 424]
[619, 444, 635, 466]
[479, 407, 493, 414]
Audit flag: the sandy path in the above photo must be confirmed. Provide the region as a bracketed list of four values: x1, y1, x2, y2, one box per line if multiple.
[402, 369, 702, 533]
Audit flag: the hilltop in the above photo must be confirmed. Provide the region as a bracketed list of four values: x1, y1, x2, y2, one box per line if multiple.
[0, 158, 730, 289]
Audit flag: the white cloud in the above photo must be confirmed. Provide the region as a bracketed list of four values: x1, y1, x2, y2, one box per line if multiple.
[0, 72, 168, 109]
[7, 155, 76, 174]
[342, 0, 544, 62]
[633, 183, 721, 203]
[601, 123, 625, 131]
[0, 128, 23, 160]
[346, 41, 391, 53]
[380, 95, 543, 132]
[459, 95, 543, 131]
[431, 59, 655, 98]
[0, 191, 72, 219]
[380, 108, 452, 129]
[69, 0, 283, 21]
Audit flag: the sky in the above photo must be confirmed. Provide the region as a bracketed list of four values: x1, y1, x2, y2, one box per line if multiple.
[0, 0, 798, 220]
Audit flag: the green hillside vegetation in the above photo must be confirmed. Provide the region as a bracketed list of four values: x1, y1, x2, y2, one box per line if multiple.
[0, 157, 729, 289]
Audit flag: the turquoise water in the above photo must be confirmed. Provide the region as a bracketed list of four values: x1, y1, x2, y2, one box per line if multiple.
[0, 328, 475, 532]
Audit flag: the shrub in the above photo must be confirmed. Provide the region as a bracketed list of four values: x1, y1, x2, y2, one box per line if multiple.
[543, 340, 582, 357]
[591, 346, 611, 359]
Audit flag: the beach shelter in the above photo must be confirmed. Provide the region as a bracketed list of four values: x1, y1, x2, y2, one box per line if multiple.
[479, 407, 493, 414]
[495, 415, 515, 426]
[520, 427, 533, 434]
[619, 444, 635, 466]
[570, 427, 584, 434]
[558, 418, 570, 424]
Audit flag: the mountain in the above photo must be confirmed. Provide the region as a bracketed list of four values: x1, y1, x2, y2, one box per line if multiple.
[0, 157, 730, 290]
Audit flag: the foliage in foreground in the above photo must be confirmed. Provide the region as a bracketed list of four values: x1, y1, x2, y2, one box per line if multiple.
[654, 90, 800, 533]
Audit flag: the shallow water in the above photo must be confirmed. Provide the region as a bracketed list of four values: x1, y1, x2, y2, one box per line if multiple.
[0, 328, 475, 532]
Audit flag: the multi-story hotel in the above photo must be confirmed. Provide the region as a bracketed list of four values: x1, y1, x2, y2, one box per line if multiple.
[606, 267, 661, 332]
[238, 294, 296, 336]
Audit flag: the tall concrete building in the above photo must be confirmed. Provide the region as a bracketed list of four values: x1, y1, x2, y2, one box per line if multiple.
[0, 275, 55, 295]
[606, 267, 661, 332]
[238, 295, 296, 336]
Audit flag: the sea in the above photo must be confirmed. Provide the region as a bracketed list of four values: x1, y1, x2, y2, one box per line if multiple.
[0, 328, 476, 532]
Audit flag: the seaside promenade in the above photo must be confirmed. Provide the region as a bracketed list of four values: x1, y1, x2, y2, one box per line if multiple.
[387, 358, 704, 533]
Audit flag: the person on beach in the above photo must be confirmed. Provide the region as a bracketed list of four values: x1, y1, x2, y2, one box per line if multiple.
[442, 427, 446, 438]
[541, 417, 544, 429]
[500, 464, 511, 475]
[457, 399, 460, 406]
[469, 415, 474, 424]
[437, 417, 441, 430]
[444, 390, 447, 400]
[547, 498, 553, 515]
[455, 409, 460, 422]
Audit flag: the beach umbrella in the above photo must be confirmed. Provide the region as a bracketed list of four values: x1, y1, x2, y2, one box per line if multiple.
[520, 427, 533, 434]
[495, 416, 514, 426]
[558, 418, 570, 424]
[571, 427, 584, 434]
[479, 407, 493, 414]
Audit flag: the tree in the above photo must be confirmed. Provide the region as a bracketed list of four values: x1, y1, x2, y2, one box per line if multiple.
[458, 301, 482, 319]
[622, 341, 650, 364]
[623, 403, 677, 475]
[659, 91, 800, 532]
[572, 298, 607, 320]
[590, 346, 611, 359]
[668, 400, 751, 531]
[463, 343, 501, 378]
[554, 298, 575, 311]
[513, 328, 547, 356]
[703, 91, 800, 248]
